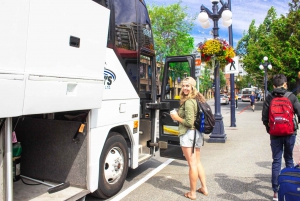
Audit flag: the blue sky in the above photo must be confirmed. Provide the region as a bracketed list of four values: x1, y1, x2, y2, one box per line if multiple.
[145, 0, 291, 48]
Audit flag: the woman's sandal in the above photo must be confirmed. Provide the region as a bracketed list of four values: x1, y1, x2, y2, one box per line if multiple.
[198, 188, 208, 196]
[184, 192, 196, 200]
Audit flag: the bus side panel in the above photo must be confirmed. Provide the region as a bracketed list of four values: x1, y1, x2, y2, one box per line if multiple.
[0, 79, 25, 118]
[22, 0, 110, 114]
[0, 0, 29, 118]
[102, 49, 139, 100]
[0, 126, 3, 199]
[25, 0, 109, 77]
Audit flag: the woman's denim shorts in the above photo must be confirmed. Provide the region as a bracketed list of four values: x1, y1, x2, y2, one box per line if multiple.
[180, 129, 204, 148]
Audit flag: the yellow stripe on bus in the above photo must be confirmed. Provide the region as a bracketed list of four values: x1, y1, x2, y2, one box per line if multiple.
[163, 125, 179, 135]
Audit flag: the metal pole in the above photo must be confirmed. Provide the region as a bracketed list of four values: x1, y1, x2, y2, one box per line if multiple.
[208, 1, 226, 143]
[4, 117, 13, 201]
[214, 61, 221, 117]
[264, 66, 267, 100]
[228, 0, 236, 127]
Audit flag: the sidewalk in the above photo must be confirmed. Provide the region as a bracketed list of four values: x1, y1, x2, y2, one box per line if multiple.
[123, 100, 300, 201]
[207, 98, 300, 164]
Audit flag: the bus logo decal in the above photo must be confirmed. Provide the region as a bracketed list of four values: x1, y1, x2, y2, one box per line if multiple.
[104, 68, 116, 89]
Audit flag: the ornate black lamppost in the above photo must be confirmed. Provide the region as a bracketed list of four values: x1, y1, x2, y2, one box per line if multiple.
[198, 0, 232, 143]
[259, 56, 272, 100]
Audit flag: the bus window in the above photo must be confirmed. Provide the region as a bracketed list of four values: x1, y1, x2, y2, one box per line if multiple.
[165, 62, 190, 100]
[113, 0, 138, 59]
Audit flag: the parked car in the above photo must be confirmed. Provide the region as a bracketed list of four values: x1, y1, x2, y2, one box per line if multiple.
[220, 94, 229, 105]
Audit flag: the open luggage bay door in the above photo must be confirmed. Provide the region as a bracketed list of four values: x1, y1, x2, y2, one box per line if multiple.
[158, 55, 196, 160]
[0, 0, 110, 117]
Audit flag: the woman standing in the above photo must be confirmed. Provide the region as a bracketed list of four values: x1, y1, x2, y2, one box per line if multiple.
[170, 77, 208, 200]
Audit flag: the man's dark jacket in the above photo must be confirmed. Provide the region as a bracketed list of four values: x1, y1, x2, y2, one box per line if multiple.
[262, 87, 300, 138]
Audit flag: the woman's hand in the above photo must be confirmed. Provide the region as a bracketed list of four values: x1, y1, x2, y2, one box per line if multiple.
[170, 113, 180, 122]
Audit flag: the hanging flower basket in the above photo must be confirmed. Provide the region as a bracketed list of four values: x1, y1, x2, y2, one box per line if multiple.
[197, 38, 235, 67]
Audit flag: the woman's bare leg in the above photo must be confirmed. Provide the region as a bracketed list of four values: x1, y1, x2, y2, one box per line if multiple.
[196, 148, 208, 195]
[182, 147, 198, 198]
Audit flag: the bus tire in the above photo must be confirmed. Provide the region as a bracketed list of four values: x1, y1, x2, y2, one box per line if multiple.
[92, 133, 129, 198]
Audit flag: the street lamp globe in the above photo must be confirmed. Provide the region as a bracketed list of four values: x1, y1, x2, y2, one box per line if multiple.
[221, 9, 232, 21]
[263, 56, 268, 61]
[198, 11, 209, 22]
[222, 19, 232, 27]
[200, 20, 210, 28]
[259, 64, 264, 70]
[268, 64, 272, 70]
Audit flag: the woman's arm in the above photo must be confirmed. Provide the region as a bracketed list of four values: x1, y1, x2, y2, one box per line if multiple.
[171, 100, 195, 128]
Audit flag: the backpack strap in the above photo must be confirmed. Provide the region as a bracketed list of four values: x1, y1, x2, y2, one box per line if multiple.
[192, 129, 196, 154]
[191, 99, 197, 154]
[284, 92, 295, 118]
[284, 92, 292, 98]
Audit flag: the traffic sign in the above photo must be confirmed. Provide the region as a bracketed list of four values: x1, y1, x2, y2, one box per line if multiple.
[195, 58, 201, 77]
[195, 58, 201, 66]
[225, 56, 239, 74]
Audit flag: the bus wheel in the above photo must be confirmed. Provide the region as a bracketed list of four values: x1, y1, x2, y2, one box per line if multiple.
[92, 133, 129, 198]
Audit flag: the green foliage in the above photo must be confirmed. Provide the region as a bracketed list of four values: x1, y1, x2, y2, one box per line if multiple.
[234, 73, 263, 91]
[168, 62, 190, 79]
[220, 70, 226, 89]
[235, 4, 300, 89]
[147, 1, 195, 71]
[297, 93, 300, 102]
[199, 67, 212, 93]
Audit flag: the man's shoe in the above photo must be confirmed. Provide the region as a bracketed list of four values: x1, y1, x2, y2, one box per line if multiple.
[273, 192, 278, 201]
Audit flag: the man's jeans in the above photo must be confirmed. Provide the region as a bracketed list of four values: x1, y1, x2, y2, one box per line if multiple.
[270, 134, 296, 192]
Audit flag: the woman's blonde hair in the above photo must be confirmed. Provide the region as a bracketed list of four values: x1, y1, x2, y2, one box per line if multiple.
[179, 77, 206, 105]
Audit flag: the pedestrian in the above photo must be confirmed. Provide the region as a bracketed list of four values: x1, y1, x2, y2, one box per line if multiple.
[259, 92, 263, 101]
[170, 77, 208, 200]
[257, 92, 261, 102]
[249, 91, 256, 111]
[262, 74, 300, 201]
[235, 93, 238, 109]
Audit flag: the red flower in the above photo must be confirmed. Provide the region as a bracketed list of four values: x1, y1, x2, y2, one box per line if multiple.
[205, 56, 211, 61]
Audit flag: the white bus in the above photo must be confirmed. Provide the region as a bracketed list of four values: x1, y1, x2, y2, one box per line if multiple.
[0, 0, 195, 200]
[241, 87, 257, 102]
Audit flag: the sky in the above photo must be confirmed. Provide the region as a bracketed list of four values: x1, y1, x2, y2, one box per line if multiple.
[145, 0, 291, 48]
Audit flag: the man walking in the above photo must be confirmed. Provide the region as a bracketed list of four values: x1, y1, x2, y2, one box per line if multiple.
[249, 91, 256, 111]
[262, 74, 300, 201]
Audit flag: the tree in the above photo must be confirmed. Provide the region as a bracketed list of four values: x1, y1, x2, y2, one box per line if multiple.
[147, 1, 195, 78]
[220, 71, 226, 89]
[273, 0, 300, 92]
[236, 4, 300, 92]
[199, 67, 212, 95]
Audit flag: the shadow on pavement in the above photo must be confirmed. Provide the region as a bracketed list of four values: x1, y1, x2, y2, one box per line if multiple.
[214, 174, 270, 201]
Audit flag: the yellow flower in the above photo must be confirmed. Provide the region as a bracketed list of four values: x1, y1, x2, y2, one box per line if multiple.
[198, 38, 235, 67]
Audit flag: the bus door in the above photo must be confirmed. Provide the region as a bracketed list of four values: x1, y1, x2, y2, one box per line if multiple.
[158, 55, 195, 160]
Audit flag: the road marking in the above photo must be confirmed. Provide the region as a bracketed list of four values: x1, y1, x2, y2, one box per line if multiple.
[238, 105, 251, 114]
[110, 158, 174, 201]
